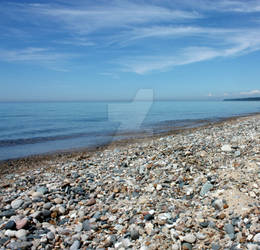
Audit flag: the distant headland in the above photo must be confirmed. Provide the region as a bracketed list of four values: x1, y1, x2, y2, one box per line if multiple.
[224, 97, 260, 101]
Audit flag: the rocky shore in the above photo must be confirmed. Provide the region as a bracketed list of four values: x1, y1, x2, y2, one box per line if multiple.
[0, 115, 259, 249]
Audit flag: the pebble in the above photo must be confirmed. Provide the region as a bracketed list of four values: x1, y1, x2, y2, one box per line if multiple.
[16, 217, 28, 230]
[221, 144, 232, 152]
[253, 233, 260, 243]
[224, 224, 235, 239]
[54, 197, 63, 204]
[75, 223, 83, 232]
[86, 198, 96, 206]
[47, 231, 55, 240]
[5, 229, 16, 237]
[130, 228, 140, 240]
[36, 186, 48, 194]
[4, 220, 16, 230]
[70, 240, 81, 250]
[182, 242, 192, 250]
[31, 192, 43, 198]
[82, 220, 91, 231]
[182, 233, 196, 243]
[196, 233, 207, 240]
[200, 182, 213, 196]
[144, 213, 154, 221]
[0, 115, 259, 249]
[0, 210, 15, 218]
[11, 199, 24, 210]
[145, 222, 153, 235]
[15, 229, 27, 239]
[213, 199, 223, 210]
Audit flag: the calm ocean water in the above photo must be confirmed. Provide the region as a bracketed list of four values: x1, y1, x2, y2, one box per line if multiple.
[0, 101, 260, 160]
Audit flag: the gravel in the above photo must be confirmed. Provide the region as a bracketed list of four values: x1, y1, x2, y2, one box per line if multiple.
[0, 114, 259, 249]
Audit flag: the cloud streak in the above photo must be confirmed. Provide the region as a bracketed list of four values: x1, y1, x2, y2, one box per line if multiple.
[177, 0, 260, 13]
[0, 47, 75, 71]
[1, 1, 260, 74]
[119, 27, 260, 73]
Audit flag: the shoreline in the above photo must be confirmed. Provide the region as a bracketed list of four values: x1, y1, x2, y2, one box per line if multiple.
[0, 112, 259, 249]
[0, 112, 259, 177]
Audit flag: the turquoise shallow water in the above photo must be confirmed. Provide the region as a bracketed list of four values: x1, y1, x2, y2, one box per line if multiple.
[0, 101, 259, 160]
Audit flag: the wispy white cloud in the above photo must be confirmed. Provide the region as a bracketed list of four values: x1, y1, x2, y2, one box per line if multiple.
[240, 89, 260, 95]
[119, 27, 260, 73]
[120, 46, 220, 74]
[113, 25, 238, 46]
[54, 38, 95, 47]
[1, 1, 260, 74]
[178, 0, 260, 13]
[5, 1, 200, 35]
[0, 47, 69, 62]
[0, 47, 74, 71]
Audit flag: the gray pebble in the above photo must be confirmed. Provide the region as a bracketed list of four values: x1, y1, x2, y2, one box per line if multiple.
[70, 240, 81, 250]
[11, 199, 24, 210]
[200, 182, 213, 196]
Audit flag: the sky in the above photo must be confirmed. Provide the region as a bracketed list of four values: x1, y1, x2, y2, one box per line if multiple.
[1, 0, 260, 101]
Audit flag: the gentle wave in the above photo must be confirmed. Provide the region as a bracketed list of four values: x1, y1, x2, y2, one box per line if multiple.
[0, 131, 115, 147]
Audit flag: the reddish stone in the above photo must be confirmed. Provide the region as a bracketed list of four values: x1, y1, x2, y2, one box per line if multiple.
[86, 198, 96, 206]
[16, 218, 28, 230]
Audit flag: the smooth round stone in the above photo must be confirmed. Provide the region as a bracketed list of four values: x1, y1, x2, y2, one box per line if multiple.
[253, 233, 260, 243]
[0, 210, 15, 218]
[144, 222, 153, 235]
[200, 182, 213, 196]
[199, 221, 209, 228]
[54, 198, 63, 204]
[70, 240, 81, 250]
[7, 241, 32, 249]
[183, 233, 196, 243]
[5, 229, 16, 237]
[213, 199, 223, 210]
[86, 198, 96, 206]
[58, 206, 66, 214]
[11, 199, 24, 210]
[221, 144, 232, 152]
[75, 223, 83, 232]
[37, 186, 48, 194]
[43, 202, 52, 210]
[144, 214, 154, 221]
[196, 233, 207, 240]
[15, 229, 28, 239]
[182, 242, 192, 250]
[47, 231, 55, 240]
[130, 229, 139, 240]
[16, 218, 28, 230]
[4, 220, 16, 230]
[234, 150, 241, 157]
[42, 210, 51, 218]
[31, 192, 43, 198]
[82, 220, 91, 231]
[40, 235, 48, 243]
[224, 224, 234, 236]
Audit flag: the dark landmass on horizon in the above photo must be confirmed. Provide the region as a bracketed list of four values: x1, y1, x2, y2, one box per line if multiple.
[224, 97, 260, 101]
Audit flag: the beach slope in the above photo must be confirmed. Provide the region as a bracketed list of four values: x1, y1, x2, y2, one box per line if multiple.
[0, 115, 259, 249]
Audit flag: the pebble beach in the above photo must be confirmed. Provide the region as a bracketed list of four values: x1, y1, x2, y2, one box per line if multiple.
[0, 114, 259, 250]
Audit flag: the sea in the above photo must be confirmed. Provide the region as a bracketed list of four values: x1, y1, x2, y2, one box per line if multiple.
[0, 101, 260, 161]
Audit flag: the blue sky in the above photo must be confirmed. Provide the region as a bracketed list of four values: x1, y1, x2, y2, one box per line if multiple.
[1, 0, 260, 101]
